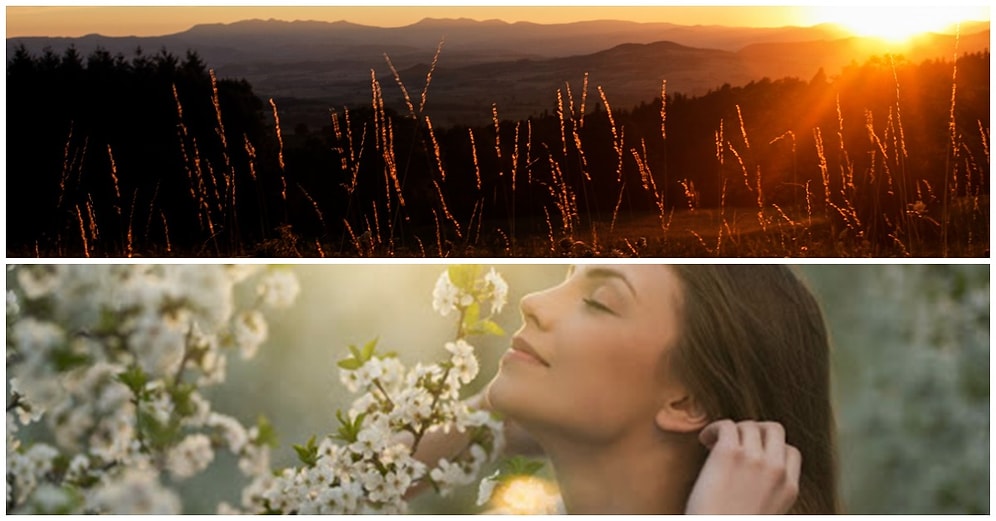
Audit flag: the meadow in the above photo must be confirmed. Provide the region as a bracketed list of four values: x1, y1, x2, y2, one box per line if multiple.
[6, 44, 989, 257]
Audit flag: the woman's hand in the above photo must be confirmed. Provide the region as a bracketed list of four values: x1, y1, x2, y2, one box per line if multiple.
[684, 420, 801, 515]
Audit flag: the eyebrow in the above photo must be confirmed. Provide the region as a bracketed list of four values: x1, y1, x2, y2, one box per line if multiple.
[578, 266, 639, 300]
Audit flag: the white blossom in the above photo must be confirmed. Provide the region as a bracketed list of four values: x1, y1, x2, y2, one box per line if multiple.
[429, 458, 477, 495]
[232, 310, 268, 359]
[238, 443, 271, 477]
[484, 267, 509, 314]
[166, 434, 214, 479]
[476, 474, 499, 506]
[11, 317, 65, 356]
[216, 501, 243, 514]
[257, 269, 300, 309]
[349, 416, 390, 459]
[87, 465, 182, 514]
[431, 271, 472, 316]
[225, 264, 262, 284]
[16, 265, 66, 300]
[127, 311, 187, 377]
[26, 483, 74, 513]
[208, 413, 249, 454]
[7, 289, 20, 318]
[446, 339, 480, 384]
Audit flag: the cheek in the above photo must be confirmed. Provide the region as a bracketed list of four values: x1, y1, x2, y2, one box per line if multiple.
[554, 328, 662, 420]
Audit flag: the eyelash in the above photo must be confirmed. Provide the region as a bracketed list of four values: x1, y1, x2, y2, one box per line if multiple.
[583, 298, 613, 314]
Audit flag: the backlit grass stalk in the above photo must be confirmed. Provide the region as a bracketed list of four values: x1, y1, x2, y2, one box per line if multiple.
[543, 206, 556, 254]
[660, 80, 667, 141]
[567, 92, 591, 182]
[418, 39, 445, 115]
[431, 208, 443, 257]
[598, 86, 625, 182]
[610, 181, 626, 236]
[579, 72, 589, 128]
[159, 209, 173, 254]
[174, 84, 218, 241]
[296, 182, 328, 234]
[384, 54, 417, 119]
[468, 128, 482, 190]
[372, 202, 383, 249]
[492, 103, 503, 174]
[57, 121, 75, 209]
[556, 89, 568, 160]
[125, 188, 138, 257]
[85, 196, 100, 243]
[940, 26, 962, 257]
[343, 218, 364, 256]
[814, 126, 860, 239]
[209, 70, 235, 209]
[75, 204, 90, 257]
[431, 179, 462, 239]
[269, 98, 288, 207]
[106, 145, 123, 218]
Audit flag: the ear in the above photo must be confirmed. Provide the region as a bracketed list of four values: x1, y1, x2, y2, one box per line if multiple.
[655, 394, 709, 434]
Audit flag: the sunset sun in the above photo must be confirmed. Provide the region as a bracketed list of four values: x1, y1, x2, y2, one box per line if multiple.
[810, 5, 988, 42]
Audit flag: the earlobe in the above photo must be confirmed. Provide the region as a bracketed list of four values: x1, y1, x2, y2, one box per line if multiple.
[655, 396, 709, 433]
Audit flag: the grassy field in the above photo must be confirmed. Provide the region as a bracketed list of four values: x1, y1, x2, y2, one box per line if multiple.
[7, 47, 989, 258]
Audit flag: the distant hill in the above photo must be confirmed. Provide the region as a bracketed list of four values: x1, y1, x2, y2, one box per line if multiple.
[8, 17, 989, 127]
[7, 17, 856, 66]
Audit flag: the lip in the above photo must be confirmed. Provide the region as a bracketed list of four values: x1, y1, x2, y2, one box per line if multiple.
[508, 335, 550, 367]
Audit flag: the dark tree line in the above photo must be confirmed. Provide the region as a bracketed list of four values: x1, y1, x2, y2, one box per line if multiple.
[6, 45, 989, 256]
[7, 45, 270, 255]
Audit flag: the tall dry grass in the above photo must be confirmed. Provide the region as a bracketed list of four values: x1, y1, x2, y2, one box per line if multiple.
[37, 40, 987, 259]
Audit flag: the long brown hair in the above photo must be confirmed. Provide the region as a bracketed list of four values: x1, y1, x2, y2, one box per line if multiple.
[668, 265, 839, 514]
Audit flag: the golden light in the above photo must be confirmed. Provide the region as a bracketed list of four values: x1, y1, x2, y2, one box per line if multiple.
[490, 476, 560, 515]
[809, 5, 989, 43]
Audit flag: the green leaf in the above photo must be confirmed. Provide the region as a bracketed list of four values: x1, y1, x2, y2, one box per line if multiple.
[170, 383, 196, 417]
[502, 455, 546, 479]
[337, 358, 363, 370]
[361, 337, 379, 360]
[448, 265, 481, 292]
[117, 365, 148, 396]
[51, 347, 91, 372]
[478, 319, 505, 337]
[293, 435, 318, 467]
[95, 307, 120, 336]
[462, 302, 481, 331]
[138, 408, 181, 451]
[347, 344, 362, 360]
[334, 410, 366, 443]
[255, 415, 279, 448]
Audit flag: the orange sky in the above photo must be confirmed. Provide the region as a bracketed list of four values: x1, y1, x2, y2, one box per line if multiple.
[6, 4, 989, 39]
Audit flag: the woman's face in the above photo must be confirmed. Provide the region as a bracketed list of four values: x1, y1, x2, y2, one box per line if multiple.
[487, 265, 685, 445]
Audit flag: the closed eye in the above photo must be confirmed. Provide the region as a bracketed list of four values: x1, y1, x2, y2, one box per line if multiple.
[583, 298, 616, 315]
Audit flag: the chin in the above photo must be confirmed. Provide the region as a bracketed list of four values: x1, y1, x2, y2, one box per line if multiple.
[485, 371, 514, 416]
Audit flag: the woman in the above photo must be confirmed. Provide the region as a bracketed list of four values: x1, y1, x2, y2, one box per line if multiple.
[421, 264, 839, 514]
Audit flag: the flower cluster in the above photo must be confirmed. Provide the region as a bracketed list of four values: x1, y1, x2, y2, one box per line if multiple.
[232, 265, 509, 514]
[6, 265, 297, 514]
[7, 264, 508, 515]
[433, 266, 509, 320]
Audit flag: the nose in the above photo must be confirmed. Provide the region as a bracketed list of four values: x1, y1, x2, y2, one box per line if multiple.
[519, 289, 550, 331]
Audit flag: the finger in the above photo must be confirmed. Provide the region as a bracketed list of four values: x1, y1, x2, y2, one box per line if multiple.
[759, 421, 786, 461]
[784, 444, 802, 488]
[738, 420, 763, 456]
[698, 419, 738, 450]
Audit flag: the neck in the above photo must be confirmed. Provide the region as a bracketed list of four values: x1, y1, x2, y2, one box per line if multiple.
[537, 427, 703, 514]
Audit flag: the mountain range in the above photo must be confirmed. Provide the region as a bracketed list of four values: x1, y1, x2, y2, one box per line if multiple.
[8, 17, 990, 127]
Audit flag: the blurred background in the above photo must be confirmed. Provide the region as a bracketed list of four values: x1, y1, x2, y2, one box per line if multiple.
[133, 264, 986, 513]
